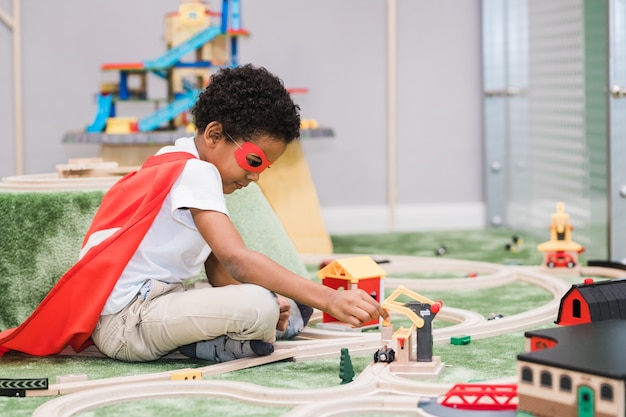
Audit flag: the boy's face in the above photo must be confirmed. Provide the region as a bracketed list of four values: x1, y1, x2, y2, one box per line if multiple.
[213, 134, 287, 194]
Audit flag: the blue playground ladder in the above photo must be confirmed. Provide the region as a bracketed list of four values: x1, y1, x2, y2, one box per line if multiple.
[143, 26, 222, 70]
[138, 90, 201, 132]
[86, 94, 114, 133]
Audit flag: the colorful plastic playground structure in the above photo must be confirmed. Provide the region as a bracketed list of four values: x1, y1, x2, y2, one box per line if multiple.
[81, 0, 245, 137]
[64, 0, 331, 151]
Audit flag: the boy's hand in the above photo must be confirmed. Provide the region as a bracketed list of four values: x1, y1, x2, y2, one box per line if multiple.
[327, 289, 390, 327]
[276, 295, 291, 331]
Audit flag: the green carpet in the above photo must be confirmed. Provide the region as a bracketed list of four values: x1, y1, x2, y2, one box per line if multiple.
[0, 191, 102, 330]
[0, 193, 577, 417]
[0, 184, 305, 331]
[331, 229, 548, 265]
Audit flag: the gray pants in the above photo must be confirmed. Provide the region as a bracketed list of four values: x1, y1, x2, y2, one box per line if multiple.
[91, 279, 279, 362]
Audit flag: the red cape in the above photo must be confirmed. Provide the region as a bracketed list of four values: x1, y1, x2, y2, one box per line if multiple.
[0, 152, 196, 356]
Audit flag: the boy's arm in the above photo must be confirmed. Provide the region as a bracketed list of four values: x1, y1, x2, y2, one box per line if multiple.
[204, 252, 239, 287]
[191, 208, 389, 327]
[205, 252, 291, 331]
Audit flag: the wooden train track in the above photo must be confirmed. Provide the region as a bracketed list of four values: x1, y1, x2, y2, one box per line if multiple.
[27, 254, 625, 417]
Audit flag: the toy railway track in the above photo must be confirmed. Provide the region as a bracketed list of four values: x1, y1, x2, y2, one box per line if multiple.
[0, 378, 48, 397]
[28, 254, 626, 417]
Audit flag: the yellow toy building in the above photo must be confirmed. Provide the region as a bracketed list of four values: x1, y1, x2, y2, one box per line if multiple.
[537, 202, 585, 271]
[317, 256, 386, 330]
[164, 2, 228, 95]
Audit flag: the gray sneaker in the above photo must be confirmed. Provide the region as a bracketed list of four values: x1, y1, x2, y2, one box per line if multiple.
[276, 299, 314, 340]
[179, 336, 274, 363]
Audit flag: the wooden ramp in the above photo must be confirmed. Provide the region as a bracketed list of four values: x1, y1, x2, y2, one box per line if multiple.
[257, 140, 333, 254]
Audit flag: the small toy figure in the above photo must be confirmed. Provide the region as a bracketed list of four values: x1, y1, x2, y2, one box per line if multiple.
[537, 202, 585, 271]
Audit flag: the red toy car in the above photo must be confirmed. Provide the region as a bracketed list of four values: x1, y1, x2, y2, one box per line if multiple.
[545, 251, 576, 268]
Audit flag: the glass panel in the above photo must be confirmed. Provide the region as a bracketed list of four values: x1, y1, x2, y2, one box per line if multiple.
[609, 0, 626, 262]
[482, 0, 610, 260]
[560, 375, 572, 392]
[506, 0, 531, 227]
[482, 0, 529, 227]
[520, 0, 589, 241]
[600, 383, 614, 401]
[483, 0, 510, 227]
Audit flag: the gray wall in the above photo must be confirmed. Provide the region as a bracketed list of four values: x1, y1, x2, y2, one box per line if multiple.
[0, 0, 484, 233]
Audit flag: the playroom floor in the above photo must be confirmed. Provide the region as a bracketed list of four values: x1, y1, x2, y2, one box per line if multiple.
[2, 228, 576, 417]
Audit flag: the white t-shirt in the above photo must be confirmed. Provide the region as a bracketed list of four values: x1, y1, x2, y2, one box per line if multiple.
[80, 137, 228, 315]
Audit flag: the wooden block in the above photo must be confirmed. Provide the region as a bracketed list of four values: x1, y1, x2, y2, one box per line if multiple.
[389, 356, 445, 378]
[171, 369, 202, 380]
[56, 160, 119, 178]
[450, 335, 471, 345]
[56, 374, 88, 384]
[25, 386, 60, 397]
[67, 157, 105, 165]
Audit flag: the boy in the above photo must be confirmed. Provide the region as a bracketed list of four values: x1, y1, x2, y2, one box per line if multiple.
[0, 64, 388, 362]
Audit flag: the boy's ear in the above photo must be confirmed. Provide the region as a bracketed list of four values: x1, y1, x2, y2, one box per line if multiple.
[203, 121, 223, 143]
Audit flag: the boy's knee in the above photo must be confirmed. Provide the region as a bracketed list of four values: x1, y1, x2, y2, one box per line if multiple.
[241, 285, 280, 336]
[247, 285, 279, 318]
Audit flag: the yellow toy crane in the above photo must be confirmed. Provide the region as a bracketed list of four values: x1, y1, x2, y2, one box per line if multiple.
[380, 286, 442, 363]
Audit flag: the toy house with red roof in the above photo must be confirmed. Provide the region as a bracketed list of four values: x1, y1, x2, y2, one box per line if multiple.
[555, 277, 626, 326]
[317, 256, 386, 329]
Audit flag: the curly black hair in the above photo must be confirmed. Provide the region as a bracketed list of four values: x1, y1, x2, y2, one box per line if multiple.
[191, 64, 301, 143]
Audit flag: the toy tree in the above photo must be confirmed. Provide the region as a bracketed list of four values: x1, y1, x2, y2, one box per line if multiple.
[339, 347, 355, 384]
